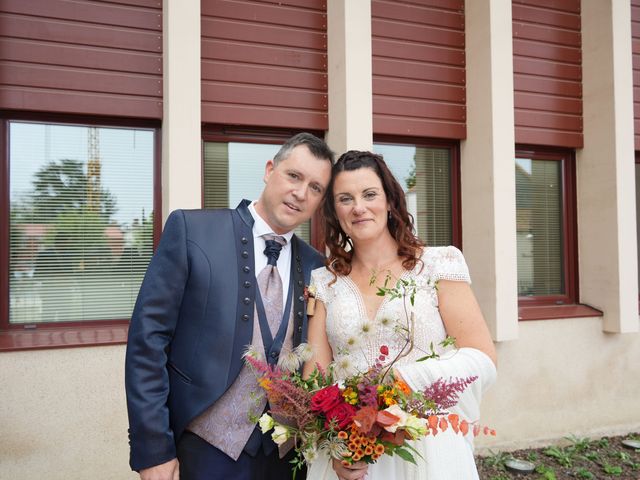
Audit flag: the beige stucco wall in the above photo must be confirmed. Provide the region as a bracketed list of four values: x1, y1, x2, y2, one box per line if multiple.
[0, 346, 137, 480]
[2, 320, 637, 479]
[476, 317, 640, 452]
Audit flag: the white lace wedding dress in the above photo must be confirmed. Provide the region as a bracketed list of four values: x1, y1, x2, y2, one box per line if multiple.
[306, 246, 495, 480]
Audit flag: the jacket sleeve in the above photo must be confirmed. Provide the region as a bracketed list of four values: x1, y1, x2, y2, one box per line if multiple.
[125, 210, 189, 471]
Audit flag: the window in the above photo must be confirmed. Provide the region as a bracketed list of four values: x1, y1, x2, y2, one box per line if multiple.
[2, 117, 158, 349]
[515, 147, 577, 306]
[373, 140, 460, 247]
[202, 131, 321, 243]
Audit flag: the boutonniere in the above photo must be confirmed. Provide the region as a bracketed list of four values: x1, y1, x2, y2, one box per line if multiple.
[304, 285, 316, 316]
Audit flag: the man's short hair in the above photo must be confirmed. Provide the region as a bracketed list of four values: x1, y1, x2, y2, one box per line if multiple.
[273, 132, 334, 165]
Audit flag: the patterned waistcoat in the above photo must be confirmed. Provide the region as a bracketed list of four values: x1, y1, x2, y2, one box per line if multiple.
[187, 301, 294, 460]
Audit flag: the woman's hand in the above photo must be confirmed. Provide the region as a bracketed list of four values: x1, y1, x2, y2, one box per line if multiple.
[331, 458, 368, 480]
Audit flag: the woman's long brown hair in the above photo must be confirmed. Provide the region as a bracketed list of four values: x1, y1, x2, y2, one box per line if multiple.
[323, 150, 424, 277]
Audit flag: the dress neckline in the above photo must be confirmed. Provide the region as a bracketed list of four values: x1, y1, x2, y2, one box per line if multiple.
[342, 269, 412, 324]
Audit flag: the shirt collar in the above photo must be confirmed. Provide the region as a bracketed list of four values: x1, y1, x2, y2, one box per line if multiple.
[248, 201, 295, 243]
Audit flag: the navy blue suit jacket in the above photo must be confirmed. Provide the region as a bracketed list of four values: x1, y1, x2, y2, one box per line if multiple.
[125, 200, 324, 471]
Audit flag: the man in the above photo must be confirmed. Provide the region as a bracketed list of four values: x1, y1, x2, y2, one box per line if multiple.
[125, 133, 334, 479]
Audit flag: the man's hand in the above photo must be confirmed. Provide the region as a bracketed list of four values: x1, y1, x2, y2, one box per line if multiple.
[139, 458, 179, 480]
[331, 458, 368, 480]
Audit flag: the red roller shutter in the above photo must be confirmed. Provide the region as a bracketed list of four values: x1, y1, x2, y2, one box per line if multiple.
[513, 0, 582, 148]
[632, 0, 640, 150]
[0, 0, 162, 119]
[201, 0, 327, 130]
[372, 0, 465, 139]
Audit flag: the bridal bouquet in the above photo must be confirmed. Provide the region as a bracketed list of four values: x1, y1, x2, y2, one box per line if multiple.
[246, 274, 494, 477]
[245, 344, 492, 477]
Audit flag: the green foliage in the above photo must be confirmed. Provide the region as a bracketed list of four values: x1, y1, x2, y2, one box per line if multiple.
[394, 447, 417, 465]
[565, 434, 591, 453]
[602, 463, 622, 475]
[574, 467, 595, 479]
[543, 446, 573, 468]
[610, 450, 630, 461]
[478, 434, 640, 480]
[482, 450, 511, 471]
[535, 464, 557, 480]
[584, 451, 600, 462]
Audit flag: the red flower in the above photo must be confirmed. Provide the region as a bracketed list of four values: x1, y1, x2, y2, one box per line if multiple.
[310, 385, 343, 414]
[325, 402, 357, 430]
[380, 345, 389, 356]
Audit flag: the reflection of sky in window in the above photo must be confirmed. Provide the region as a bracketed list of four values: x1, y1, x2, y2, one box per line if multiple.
[516, 158, 532, 174]
[9, 122, 154, 226]
[372, 144, 416, 191]
[228, 143, 280, 207]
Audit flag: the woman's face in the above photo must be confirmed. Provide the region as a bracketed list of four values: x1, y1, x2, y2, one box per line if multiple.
[332, 167, 390, 243]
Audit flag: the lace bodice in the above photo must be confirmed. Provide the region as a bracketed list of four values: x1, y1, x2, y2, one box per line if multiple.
[310, 246, 471, 379]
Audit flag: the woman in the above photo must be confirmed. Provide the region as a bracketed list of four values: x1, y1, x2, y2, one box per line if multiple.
[303, 151, 497, 480]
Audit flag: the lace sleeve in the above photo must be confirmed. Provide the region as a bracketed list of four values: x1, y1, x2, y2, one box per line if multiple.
[310, 267, 332, 303]
[427, 246, 471, 284]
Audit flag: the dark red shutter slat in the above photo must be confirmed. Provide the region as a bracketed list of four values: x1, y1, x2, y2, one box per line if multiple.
[372, 0, 466, 139]
[513, 0, 582, 147]
[0, 0, 162, 119]
[201, 0, 328, 130]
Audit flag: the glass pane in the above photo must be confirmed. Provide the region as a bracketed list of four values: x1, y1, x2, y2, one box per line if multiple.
[515, 157, 564, 296]
[373, 144, 452, 246]
[9, 122, 154, 324]
[203, 141, 310, 241]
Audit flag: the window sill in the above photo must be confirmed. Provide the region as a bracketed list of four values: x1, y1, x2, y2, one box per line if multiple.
[0, 323, 129, 352]
[518, 304, 603, 321]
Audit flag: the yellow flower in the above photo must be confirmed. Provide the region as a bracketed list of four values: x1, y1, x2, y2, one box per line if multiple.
[381, 388, 397, 406]
[342, 387, 359, 405]
[258, 377, 271, 391]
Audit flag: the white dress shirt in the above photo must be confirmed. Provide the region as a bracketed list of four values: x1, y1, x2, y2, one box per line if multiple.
[248, 201, 294, 307]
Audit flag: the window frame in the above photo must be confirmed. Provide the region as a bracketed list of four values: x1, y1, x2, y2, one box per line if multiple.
[0, 111, 162, 351]
[373, 135, 462, 249]
[515, 146, 600, 320]
[201, 125, 328, 250]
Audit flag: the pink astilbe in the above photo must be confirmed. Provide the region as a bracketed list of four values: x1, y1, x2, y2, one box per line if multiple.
[265, 377, 316, 429]
[244, 354, 283, 379]
[245, 355, 316, 430]
[422, 376, 478, 411]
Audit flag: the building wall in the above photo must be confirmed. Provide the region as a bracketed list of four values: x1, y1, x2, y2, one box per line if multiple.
[477, 318, 640, 452]
[1, 1, 639, 478]
[0, 346, 137, 479]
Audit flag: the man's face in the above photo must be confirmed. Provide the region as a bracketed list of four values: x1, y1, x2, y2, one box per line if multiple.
[255, 144, 332, 234]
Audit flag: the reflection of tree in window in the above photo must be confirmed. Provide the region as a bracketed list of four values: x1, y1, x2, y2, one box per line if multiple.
[9, 123, 154, 324]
